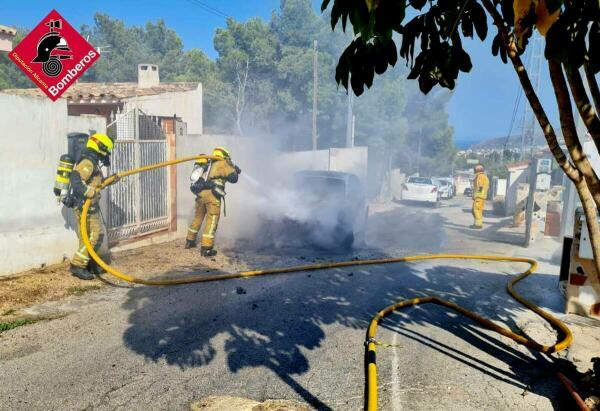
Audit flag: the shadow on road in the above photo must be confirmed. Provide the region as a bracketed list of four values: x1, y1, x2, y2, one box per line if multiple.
[120, 205, 566, 409]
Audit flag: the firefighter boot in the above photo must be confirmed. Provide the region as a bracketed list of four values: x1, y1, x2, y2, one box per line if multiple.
[185, 240, 197, 249]
[201, 247, 218, 257]
[70, 264, 94, 280]
[87, 259, 106, 275]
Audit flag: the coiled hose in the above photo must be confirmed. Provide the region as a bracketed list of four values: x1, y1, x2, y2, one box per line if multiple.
[80, 155, 574, 411]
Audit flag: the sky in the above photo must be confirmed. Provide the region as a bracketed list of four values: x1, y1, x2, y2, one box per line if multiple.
[2, 0, 561, 145]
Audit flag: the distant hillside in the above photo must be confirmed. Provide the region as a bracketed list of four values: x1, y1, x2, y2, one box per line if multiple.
[468, 135, 547, 150]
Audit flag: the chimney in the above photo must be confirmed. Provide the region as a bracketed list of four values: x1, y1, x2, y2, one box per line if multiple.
[138, 64, 159, 88]
[0, 25, 16, 53]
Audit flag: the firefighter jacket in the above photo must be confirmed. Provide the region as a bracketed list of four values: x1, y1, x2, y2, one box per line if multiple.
[473, 172, 489, 200]
[70, 151, 104, 209]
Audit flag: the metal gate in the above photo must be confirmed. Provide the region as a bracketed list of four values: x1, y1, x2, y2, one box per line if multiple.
[106, 108, 170, 243]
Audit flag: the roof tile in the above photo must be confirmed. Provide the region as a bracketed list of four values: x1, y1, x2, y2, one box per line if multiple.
[2, 82, 199, 100]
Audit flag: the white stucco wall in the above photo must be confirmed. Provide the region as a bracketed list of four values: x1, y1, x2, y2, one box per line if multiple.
[329, 147, 368, 184]
[124, 84, 203, 135]
[0, 94, 106, 276]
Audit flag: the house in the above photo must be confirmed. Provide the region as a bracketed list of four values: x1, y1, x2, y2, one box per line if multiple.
[0, 25, 16, 52]
[3, 64, 204, 134]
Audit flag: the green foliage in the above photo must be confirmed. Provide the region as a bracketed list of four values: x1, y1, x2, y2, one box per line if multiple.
[0, 27, 33, 90]
[544, 1, 600, 71]
[0, 0, 454, 174]
[0, 318, 35, 333]
[321, 0, 599, 96]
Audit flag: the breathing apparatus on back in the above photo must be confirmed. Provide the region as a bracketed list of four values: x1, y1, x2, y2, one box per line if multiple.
[53, 133, 114, 207]
[189, 147, 240, 197]
[190, 155, 214, 195]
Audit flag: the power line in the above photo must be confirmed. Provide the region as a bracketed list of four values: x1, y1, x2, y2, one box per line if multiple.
[185, 0, 230, 19]
[503, 85, 523, 152]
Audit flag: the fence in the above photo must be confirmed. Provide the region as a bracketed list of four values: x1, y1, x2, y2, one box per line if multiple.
[106, 108, 171, 244]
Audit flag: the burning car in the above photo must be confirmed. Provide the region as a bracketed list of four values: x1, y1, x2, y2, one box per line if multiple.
[260, 170, 368, 251]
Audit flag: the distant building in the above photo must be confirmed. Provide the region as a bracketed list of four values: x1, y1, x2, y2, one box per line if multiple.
[0, 25, 16, 52]
[3, 64, 204, 134]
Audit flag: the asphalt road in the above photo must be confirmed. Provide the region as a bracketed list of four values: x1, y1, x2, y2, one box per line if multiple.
[0, 198, 566, 410]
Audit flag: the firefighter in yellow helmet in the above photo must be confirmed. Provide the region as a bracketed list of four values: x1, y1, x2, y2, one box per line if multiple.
[471, 164, 489, 229]
[69, 133, 114, 280]
[185, 147, 241, 256]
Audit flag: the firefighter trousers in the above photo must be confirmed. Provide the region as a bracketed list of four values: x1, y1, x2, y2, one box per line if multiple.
[71, 209, 104, 268]
[472, 197, 485, 227]
[187, 190, 221, 249]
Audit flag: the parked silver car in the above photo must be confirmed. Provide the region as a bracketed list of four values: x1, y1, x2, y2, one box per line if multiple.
[433, 177, 455, 199]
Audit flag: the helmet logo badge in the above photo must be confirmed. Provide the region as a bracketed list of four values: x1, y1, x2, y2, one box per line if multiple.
[31, 19, 73, 77]
[8, 9, 100, 101]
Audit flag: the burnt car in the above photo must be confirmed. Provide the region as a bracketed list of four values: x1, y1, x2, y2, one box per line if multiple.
[263, 170, 368, 251]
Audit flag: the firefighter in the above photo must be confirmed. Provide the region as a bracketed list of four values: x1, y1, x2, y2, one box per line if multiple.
[69, 133, 114, 280]
[185, 147, 241, 256]
[472, 164, 489, 229]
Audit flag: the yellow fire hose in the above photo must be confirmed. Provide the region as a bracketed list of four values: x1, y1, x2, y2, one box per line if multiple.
[80, 155, 574, 411]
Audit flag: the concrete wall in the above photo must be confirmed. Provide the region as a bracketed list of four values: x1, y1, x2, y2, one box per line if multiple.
[495, 178, 507, 198]
[279, 149, 330, 173]
[329, 147, 369, 184]
[0, 94, 106, 276]
[390, 169, 407, 201]
[124, 84, 203, 135]
[67, 114, 105, 136]
[506, 168, 528, 215]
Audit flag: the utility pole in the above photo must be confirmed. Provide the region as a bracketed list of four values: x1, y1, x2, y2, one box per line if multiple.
[312, 40, 318, 151]
[346, 83, 354, 148]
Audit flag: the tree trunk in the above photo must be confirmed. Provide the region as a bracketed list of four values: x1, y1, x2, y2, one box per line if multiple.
[565, 66, 600, 149]
[548, 60, 600, 274]
[480, 0, 600, 277]
[549, 61, 600, 209]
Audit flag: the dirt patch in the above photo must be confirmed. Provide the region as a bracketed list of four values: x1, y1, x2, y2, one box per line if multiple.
[0, 236, 371, 323]
[0, 238, 251, 321]
[0, 261, 103, 320]
[190, 396, 310, 411]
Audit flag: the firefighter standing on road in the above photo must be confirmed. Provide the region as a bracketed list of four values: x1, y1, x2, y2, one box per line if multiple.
[471, 164, 489, 229]
[185, 147, 241, 256]
[69, 133, 114, 280]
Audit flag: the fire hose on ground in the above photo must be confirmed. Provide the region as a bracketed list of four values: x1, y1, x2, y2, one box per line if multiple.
[80, 155, 579, 411]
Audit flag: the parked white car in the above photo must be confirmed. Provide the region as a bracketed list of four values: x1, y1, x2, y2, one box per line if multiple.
[401, 176, 439, 204]
[433, 178, 454, 199]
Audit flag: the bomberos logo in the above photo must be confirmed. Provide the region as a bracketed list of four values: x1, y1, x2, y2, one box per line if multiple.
[9, 9, 100, 101]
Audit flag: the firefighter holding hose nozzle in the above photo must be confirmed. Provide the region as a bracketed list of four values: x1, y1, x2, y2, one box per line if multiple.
[471, 164, 489, 229]
[185, 147, 241, 257]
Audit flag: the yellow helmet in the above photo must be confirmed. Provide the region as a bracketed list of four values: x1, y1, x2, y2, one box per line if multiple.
[213, 147, 231, 159]
[87, 133, 114, 157]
